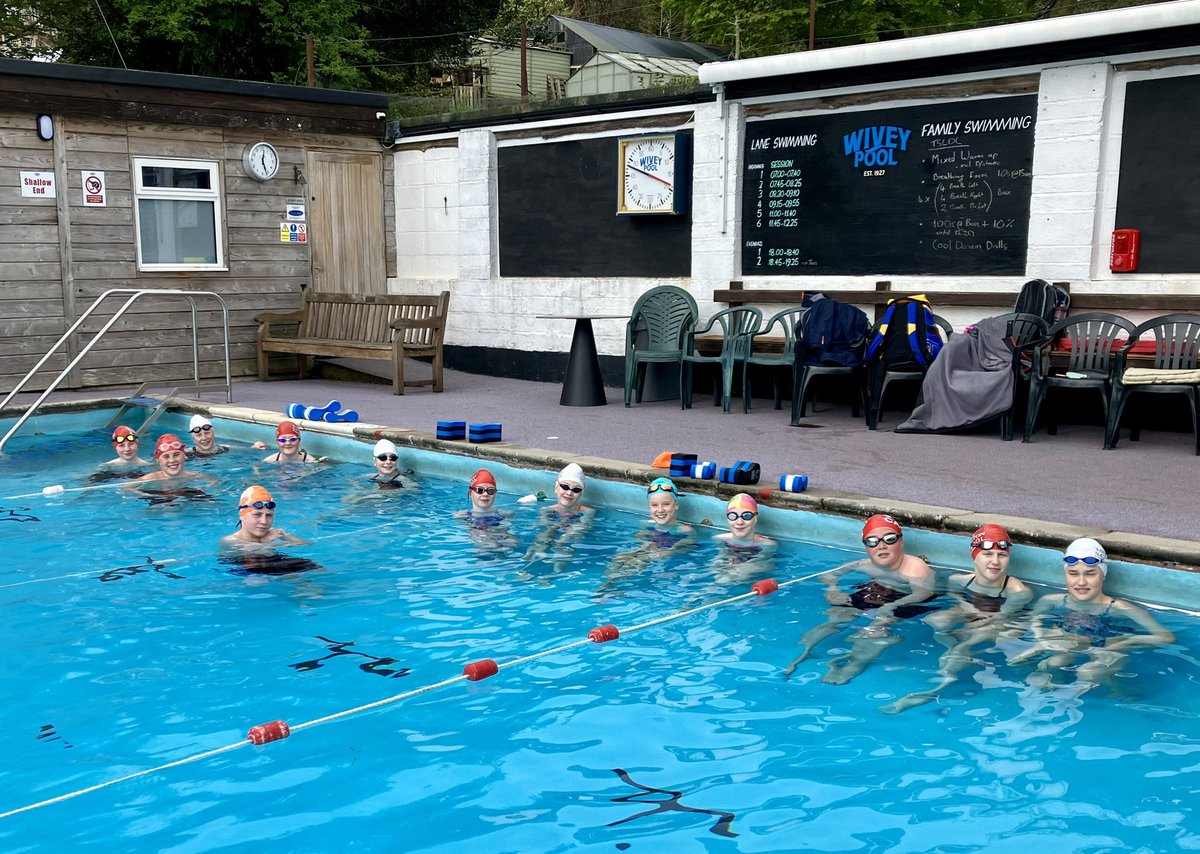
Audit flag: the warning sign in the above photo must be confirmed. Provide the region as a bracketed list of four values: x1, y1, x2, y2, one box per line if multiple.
[285, 196, 306, 221]
[280, 222, 308, 244]
[20, 171, 56, 198]
[82, 171, 107, 207]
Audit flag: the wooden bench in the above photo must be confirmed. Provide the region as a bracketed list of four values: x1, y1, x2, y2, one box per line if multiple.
[256, 290, 450, 394]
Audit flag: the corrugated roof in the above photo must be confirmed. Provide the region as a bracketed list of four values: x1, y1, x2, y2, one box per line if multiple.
[593, 52, 700, 77]
[551, 16, 726, 62]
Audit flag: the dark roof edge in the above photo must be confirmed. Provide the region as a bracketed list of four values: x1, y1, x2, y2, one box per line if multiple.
[722, 24, 1200, 100]
[0, 57, 389, 108]
[394, 86, 714, 137]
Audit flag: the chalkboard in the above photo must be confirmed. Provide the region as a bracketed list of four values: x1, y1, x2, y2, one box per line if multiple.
[1115, 74, 1200, 274]
[498, 136, 691, 278]
[741, 96, 1037, 276]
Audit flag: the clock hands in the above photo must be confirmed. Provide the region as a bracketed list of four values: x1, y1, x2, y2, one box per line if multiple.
[626, 163, 672, 188]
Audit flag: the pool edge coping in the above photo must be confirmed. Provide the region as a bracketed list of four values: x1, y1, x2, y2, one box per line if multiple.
[12, 394, 1200, 573]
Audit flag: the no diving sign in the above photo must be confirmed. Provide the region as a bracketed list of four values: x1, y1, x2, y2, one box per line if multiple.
[280, 222, 308, 244]
[82, 171, 106, 206]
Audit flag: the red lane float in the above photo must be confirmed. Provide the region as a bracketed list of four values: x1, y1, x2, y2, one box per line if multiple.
[588, 624, 620, 643]
[463, 658, 499, 681]
[752, 578, 779, 596]
[248, 720, 291, 745]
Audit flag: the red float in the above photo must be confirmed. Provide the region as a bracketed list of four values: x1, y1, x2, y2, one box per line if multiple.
[752, 578, 779, 596]
[588, 624, 620, 643]
[247, 720, 291, 745]
[463, 658, 499, 681]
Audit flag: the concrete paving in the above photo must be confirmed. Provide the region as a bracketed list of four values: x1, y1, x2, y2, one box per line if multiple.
[9, 362, 1199, 567]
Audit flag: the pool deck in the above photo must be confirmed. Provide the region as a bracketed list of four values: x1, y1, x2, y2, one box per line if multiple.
[8, 364, 1200, 570]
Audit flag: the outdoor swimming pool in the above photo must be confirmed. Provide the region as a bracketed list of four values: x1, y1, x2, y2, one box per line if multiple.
[0, 408, 1197, 852]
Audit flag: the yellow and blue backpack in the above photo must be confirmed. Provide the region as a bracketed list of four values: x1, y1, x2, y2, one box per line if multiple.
[864, 295, 945, 370]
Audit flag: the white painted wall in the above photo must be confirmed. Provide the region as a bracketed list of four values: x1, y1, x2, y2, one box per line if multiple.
[390, 53, 1200, 359]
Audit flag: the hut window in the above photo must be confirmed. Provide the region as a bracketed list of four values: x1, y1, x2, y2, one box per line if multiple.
[133, 158, 224, 270]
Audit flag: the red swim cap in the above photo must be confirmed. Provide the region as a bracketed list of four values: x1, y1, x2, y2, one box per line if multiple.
[470, 469, 496, 489]
[112, 425, 137, 443]
[862, 513, 902, 539]
[276, 420, 300, 439]
[971, 523, 1011, 559]
[154, 434, 184, 458]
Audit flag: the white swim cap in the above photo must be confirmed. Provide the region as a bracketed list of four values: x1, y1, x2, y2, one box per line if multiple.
[189, 414, 213, 431]
[373, 439, 397, 457]
[1064, 537, 1108, 576]
[557, 462, 585, 487]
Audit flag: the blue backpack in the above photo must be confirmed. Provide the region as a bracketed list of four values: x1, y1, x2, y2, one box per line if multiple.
[864, 297, 945, 370]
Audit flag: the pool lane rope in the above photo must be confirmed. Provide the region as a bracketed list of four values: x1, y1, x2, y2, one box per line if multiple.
[0, 569, 822, 821]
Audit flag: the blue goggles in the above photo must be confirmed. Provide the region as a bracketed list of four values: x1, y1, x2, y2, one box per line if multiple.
[1064, 555, 1103, 566]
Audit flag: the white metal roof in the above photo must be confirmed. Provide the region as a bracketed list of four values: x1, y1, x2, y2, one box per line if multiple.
[699, 0, 1200, 84]
[588, 51, 700, 77]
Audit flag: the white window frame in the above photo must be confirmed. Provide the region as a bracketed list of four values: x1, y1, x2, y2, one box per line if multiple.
[132, 157, 226, 271]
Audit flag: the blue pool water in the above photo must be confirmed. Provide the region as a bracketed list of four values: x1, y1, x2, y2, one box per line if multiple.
[0, 411, 1197, 852]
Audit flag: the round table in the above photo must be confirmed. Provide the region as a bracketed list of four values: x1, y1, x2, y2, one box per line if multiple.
[536, 315, 627, 406]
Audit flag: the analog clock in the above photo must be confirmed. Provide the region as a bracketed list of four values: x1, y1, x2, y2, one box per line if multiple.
[243, 142, 280, 181]
[617, 133, 687, 215]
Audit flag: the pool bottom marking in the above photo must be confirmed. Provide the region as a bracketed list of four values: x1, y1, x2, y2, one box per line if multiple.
[97, 556, 183, 583]
[608, 768, 737, 837]
[290, 636, 411, 679]
[0, 507, 38, 522]
[36, 724, 72, 749]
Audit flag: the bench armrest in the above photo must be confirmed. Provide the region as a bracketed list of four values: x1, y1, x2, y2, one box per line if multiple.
[389, 318, 442, 330]
[256, 309, 305, 325]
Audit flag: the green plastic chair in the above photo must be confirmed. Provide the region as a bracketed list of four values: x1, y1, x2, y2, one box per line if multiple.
[1104, 313, 1200, 455]
[1022, 311, 1136, 444]
[680, 307, 762, 413]
[624, 286, 699, 407]
[740, 306, 806, 413]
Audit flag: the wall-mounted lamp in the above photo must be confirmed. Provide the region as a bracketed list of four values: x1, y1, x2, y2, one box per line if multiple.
[36, 114, 54, 141]
[293, 165, 306, 186]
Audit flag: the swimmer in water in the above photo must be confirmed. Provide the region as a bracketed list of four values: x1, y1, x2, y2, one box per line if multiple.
[709, 493, 776, 584]
[221, 485, 309, 547]
[366, 439, 416, 489]
[262, 420, 325, 464]
[126, 434, 218, 502]
[454, 468, 517, 555]
[1011, 537, 1174, 691]
[522, 463, 595, 575]
[880, 523, 1033, 714]
[602, 477, 696, 589]
[185, 415, 231, 457]
[94, 426, 151, 479]
[784, 513, 937, 686]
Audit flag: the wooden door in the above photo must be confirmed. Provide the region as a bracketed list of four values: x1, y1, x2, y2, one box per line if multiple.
[307, 150, 385, 294]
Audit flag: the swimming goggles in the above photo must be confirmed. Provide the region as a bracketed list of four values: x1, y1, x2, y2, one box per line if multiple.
[113, 434, 138, 444]
[156, 440, 184, 453]
[558, 482, 583, 494]
[647, 482, 677, 495]
[1063, 555, 1103, 566]
[727, 510, 757, 521]
[277, 436, 300, 445]
[977, 539, 1010, 551]
[863, 533, 901, 548]
[190, 425, 213, 434]
[239, 500, 276, 511]
[471, 486, 497, 495]
[376, 453, 398, 462]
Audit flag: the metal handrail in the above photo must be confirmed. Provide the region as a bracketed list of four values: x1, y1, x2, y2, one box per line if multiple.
[0, 288, 232, 453]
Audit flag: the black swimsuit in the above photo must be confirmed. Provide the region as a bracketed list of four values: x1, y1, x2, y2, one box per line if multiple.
[848, 581, 940, 619]
[964, 576, 1009, 613]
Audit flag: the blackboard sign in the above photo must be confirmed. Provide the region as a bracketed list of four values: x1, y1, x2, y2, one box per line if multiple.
[498, 136, 691, 278]
[741, 96, 1037, 276]
[1115, 74, 1200, 274]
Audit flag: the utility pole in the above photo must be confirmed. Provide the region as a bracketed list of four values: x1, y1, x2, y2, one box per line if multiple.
[809, 0, 816, 51]
[733, 15, 740, 60]
[306, 34, 315, 86]
[520, 22, 529, 102]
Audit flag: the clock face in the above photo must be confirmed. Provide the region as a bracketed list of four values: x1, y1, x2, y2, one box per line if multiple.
[619, 135, 677, 214]
[244, 142, 279, 181]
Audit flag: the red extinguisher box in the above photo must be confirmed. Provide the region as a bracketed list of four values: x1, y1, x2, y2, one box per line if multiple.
[1111, 228, 1140, 272]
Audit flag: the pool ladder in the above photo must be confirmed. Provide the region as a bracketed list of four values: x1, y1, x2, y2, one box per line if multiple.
[0, 288, 233, 453]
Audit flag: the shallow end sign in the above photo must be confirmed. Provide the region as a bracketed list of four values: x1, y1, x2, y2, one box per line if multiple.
[20, 171, 55, 198]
